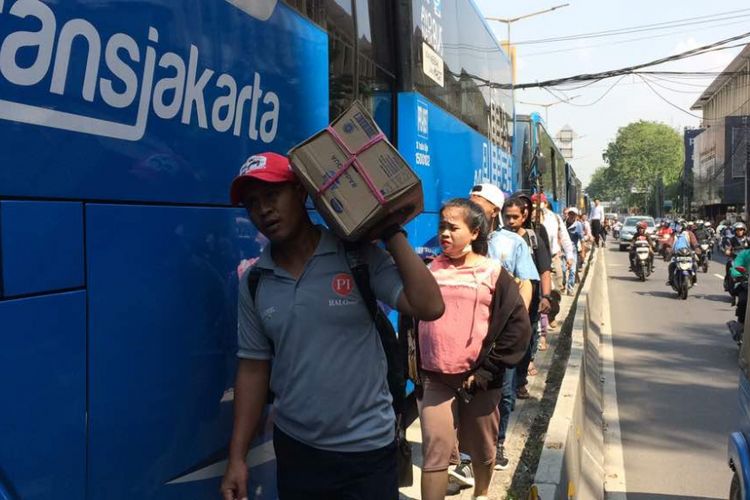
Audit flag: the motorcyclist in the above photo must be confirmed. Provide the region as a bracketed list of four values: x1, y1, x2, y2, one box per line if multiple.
[704, 221, 716, 241]
[694, 220, 710, 242]
[666, 219, 699, 286]
[723, 222, 749, 299]
[723, 222, 749, 258]
[629, 220, 655, 272]
[728, 248, 750, 343]
[656, 221, 673, 252]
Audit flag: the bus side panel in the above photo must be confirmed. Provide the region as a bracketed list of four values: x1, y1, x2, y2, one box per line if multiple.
[0, 292, 86, 500]
[0, 201, 84, 297]
[397, 92, 513, 214]
[85, 204, 271, 499]
[0, 1, 328, 205]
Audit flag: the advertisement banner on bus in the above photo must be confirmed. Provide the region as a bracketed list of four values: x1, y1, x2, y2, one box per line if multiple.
[0, 0, 328, 205]
[398, 92, 514, 213]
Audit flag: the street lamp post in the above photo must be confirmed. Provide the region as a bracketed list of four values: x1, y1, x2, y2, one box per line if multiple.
[486, 4, 570, 113]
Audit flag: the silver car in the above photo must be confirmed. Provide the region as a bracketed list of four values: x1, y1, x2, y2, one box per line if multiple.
[618, 216, 656, 251]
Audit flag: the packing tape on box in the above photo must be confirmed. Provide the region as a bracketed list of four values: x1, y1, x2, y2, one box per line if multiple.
[317, 126, 388, 205]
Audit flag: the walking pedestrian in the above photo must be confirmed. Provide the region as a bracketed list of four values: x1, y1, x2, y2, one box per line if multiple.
[534, 193, 576, 293]
[221, 153, 444, 500]
[417, 198, 531, 500]
[498, 195, 553, 465]
[469, 184, 537, 307]
[590, 199, 605, 247]
[564, 208, 584, 295]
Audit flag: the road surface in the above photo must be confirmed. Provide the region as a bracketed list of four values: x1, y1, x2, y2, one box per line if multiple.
[606, 243, 739, 499]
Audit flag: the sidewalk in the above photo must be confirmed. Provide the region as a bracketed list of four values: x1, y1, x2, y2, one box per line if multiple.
[399, 254, 592, 499]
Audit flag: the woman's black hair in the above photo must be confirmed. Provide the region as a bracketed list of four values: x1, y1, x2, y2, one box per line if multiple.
[503, 196, 532, 228]
[440, 198, 489, 256]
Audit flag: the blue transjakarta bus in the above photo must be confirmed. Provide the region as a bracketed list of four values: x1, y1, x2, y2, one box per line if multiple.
[0, 1, 513, 499]
[513, 113, 584, 214]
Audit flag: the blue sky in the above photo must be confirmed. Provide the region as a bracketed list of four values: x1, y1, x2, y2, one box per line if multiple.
[474, 0, 748, 187]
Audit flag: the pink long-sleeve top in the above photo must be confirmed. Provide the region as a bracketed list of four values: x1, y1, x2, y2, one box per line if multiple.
[419, 255, 501, 374]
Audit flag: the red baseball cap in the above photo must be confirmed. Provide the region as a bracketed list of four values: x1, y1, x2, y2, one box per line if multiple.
[230, 152, 297, 206]
[531, 192, 548, 204]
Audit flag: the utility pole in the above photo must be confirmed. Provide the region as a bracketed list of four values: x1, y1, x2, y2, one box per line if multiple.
[745, 116, 750, 223]
[486, 3, 570, 105]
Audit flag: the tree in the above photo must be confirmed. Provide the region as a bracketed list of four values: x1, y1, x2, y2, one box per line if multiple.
[587, 120, 683, 213]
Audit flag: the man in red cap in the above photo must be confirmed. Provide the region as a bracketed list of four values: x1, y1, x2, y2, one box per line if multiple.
[221, 152, 444, 500]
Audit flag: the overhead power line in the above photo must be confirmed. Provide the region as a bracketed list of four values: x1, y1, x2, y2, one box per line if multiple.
[500, 33, 750, 90]
[522, 18, 750, 58]
[513, 8, 750, 45]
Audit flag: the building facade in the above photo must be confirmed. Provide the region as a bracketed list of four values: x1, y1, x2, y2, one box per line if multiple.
[690, 45, 750, 222]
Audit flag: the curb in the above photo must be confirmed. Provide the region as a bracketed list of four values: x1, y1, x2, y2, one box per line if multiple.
[532, 248, 605, 499]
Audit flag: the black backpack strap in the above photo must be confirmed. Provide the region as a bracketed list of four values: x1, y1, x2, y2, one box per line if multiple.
[245, 267, 275, 403]
[247, 267, 262, 303]
[343, 241, 406, 416]
[527, 228, 538, 251]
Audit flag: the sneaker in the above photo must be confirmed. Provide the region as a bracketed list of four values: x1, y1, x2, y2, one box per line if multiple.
[448, 459, 475, 487]
[445, 478, 463, 496]
[494, 445, 510, 470]
[516, 386, 531, 399]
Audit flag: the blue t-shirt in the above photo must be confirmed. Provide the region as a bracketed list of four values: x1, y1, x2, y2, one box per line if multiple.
[567, 220, 584, 245]
[673, 232, 691, 251]
[487, 228, 540, 281]
[237, 228, 404, 452]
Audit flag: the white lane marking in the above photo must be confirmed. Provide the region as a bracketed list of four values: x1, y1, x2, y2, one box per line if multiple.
[600, 251, 628, 499]
[714, 273, 724, 280]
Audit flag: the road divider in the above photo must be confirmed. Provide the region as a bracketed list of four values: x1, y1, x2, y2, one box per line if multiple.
[532, 250, 607, 499]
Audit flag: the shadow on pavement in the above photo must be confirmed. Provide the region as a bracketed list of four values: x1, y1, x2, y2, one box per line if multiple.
[633, 290, 678, 299]
[626, 494, 725, 500]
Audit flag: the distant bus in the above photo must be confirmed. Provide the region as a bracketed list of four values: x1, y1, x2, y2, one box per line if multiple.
[513, 113, 581, 214]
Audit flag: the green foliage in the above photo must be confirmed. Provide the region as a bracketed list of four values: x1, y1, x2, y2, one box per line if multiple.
[586, 121, 683, 211]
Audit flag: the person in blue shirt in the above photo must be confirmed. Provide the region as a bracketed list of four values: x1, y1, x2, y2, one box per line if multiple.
[667, 219, 699, 286]
[470, 184, 538, 308]
[564, 208, 584, 295]
[221, 152, 444, 500]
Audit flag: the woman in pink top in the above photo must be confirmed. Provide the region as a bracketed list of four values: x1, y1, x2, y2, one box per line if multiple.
[418, 198, 503, 500]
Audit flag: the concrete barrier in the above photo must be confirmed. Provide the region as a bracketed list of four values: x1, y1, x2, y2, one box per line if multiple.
[532, 251, 606, 499]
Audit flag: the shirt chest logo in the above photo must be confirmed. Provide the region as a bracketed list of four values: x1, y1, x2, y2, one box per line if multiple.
[330, 273, 358, 306]
[332, 273, 354, 297]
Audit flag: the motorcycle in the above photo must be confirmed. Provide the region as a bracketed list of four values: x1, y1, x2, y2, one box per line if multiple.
[670, 248, 695, 300]
[697, 240, 711, 273]
[727, 266, 748, 346]
[658, 233, 672, 261]
[632, 240, 652, 281]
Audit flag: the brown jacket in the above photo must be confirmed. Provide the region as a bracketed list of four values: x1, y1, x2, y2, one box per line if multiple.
[476, 267, 533, 386]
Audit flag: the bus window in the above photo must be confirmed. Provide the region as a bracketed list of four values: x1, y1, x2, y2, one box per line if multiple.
[355, 0, 397, 139]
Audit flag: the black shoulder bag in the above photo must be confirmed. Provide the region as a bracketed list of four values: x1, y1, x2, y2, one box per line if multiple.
[343, 242, 413, 488]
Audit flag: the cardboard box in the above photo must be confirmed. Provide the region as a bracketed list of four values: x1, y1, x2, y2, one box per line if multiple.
[289, 101, 423, 241]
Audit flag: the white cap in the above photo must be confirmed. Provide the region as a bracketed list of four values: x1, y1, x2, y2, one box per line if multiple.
[469, 183, 505, 209]
[568, 207, 579, 215]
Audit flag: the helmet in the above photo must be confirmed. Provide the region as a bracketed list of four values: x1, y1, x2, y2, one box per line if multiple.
[661, 220, 669, 227]
[704, 221, 712, 227]
[636, 221, 648, 230]
[696, 219, 704, 226]
[734, 222, 747, 231]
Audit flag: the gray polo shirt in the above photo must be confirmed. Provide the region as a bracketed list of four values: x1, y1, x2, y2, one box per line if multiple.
[237, 227, 404, 452]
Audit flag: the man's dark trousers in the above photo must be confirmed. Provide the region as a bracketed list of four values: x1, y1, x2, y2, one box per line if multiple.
[273, 426, 398, 500]
[591, 219, 603, 246]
